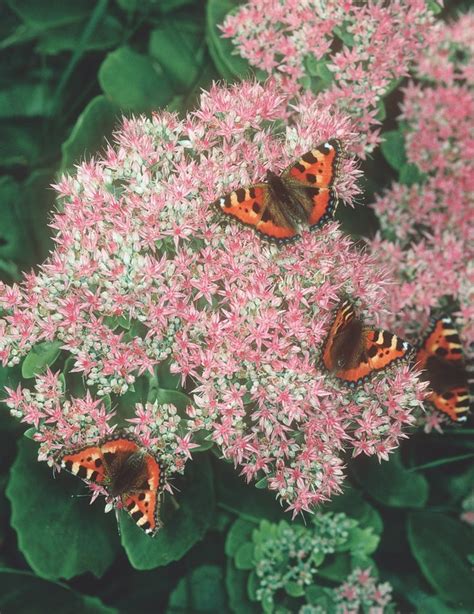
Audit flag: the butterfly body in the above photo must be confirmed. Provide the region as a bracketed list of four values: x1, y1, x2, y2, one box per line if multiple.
[322, 300, 412, 386]
[60, 435, 163, 535]
[416, 317, 470, 422]
[214, 139, 342, 242]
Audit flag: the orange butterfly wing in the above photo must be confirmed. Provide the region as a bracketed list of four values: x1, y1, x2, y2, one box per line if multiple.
[214, 184, 297, 242]
[287, 139, 342, 188]
[123, 455, 162, 536]
[416, 317, 469, 422]
[337, 329, 412, 384]
[61, 435, 163, 536]
[213, 139, 343, 241]
[322, 300, 412, 386]
[61, 445, 106, 484]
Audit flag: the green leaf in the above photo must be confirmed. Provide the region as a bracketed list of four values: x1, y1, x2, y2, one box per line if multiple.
[399, 163, 425, 186]
[121, 454, 214, 569]
[0, 122, 42, 166]
[285, 581, 305, 597]
[407, 512, 474, 609]
[149, 16, 205, 93]
[322, 486, 383, 534]
[317, 553, 351, 582]
[190, 429, 214, 453]
[306, 585, 331, 609]
[21, 340, 62, 378]
[167, 565, 229, 613]
[0, 177, 32, 264]
[352, 452, 428, 508]
[0, 83, 54, 117]
[157, 359, 182, 390]
[380, 130, 407, 171]
[416, 596, 470, 614]
[345, 526, 379, 555]
[6, 438, 120, 579]
[154, 388, 192, 411]
[426, 0, 443, 14]
[226, 559, 260, 614]
[0, 568, 117, 613]
[225, 518, 255, 557]
[37, 15, 123, 54]
[234, 542, 254, 570]
[20, 169, 56, 262]
[61, 95, 121, 170]
[5, 0, 95, 27]
[214, 459, 284, 523]
[206, 0, 252, 81]
[98, 47, 174, 113]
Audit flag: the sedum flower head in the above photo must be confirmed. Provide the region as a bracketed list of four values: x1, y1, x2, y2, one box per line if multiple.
[230, 511, 394, 613]
[221, 0, 434, 156]
[1, 79, 422, 511]
[369, 15, 474, 347]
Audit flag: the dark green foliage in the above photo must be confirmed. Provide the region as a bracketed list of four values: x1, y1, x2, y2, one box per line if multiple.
[0, 1, 471, 612]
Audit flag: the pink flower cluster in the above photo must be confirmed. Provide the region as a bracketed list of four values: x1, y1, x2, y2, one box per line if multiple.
[335, 568, 394, 614]
[221, 0, 434, 155]
[370, 14, 474, 350]
[1, 80, 423, 513]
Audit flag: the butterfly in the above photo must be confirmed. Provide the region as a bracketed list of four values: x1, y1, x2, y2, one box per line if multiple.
[213, 139, 343, 242]
[415, 317, 470, 422]
[321, 299, 412, 386]
[60, 434, 163, 536]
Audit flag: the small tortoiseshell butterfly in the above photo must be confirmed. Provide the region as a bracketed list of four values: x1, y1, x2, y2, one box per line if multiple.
[60, 434, 163, 536]
[213, 139, 343, 242]
[415, 317, 470, 422]
[321, 299, 412, 386]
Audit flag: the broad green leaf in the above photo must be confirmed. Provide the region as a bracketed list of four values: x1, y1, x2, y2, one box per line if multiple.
[37, 16, 123, 54]
[98, 47, 174, 113]
[417, 596, 470, 613]
[6, 438, 120, 579]
[214, 459, 284, 523]
[285, 581, 305, 597]
[0, 122, 42, 166]
[380, 130, 407, 171]
[426, 0, 443, 14]
[21, 340, 62, 378]
[407, 512, 474, 609]
[121, 454, 214, 569]
[191, 429, 214, 452]
[154, 388, 192, 411]
[345, 526, 379, 555]
[166, 565, 229, 614]
[0, 177, 31, 263]
[149, 16, 205, 92]
[399, 163, 425, 186]
[317, 553, 351, 582]
[0, 83, 54, 117]
[20, 169, 56, 261]
[352, 452, 428, 508]
[0, 568, 117, 614]
[306, 585, 331, 609]
[157, 359, 182, 390]
[225, 518, 255, 557]
[6, 0, 95, 27]
[61, 95, 121, 170]
[322, 486, 383, 534]
[226, 559, 260, 614]
[234, 542, 254, 570]
[206, 0, 252, 81]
